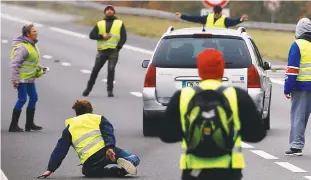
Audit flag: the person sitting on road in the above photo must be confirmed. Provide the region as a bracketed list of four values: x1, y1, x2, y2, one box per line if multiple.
[37, 100, 140, 178]
[176, 6, 248, 28]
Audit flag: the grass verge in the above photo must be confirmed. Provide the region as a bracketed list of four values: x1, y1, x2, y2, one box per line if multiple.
[6, 1, 294, 61]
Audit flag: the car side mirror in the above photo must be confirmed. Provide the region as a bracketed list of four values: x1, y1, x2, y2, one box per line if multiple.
[263, 61, 271, 70]
[142, 60, 150, 68]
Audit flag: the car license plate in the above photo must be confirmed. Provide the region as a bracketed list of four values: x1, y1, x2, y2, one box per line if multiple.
[183, 81, 199, 87]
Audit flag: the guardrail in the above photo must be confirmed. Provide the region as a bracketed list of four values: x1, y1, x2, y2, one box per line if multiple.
[56, 1, 296, 32]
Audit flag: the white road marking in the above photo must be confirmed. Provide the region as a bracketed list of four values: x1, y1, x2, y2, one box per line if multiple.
[275, 162, 307, 173]
[61, 62, 71, 66]
[123, 44, 153, 55]
[102, 79, 116, 84]
[80, 69, 91, 74]
[1, 169, 8, 180]
[2, 40, 8, 43]
[241, 142, 254, 149]
[270, 78, 285, 85]
[130, 92, 142, 97]
[250, 150, 279, 160]
[0, 13, 44, 27]
[42, 55, 52, 59]
[304, 176, 311, 180]
[48, 27, 88, 39]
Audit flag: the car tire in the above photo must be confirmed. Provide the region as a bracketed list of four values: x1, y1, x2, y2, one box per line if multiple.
[263, 87, 272, 130]
[143, 111, 158, 137]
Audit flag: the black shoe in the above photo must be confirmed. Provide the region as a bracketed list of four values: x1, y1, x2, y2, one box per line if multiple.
[25, 124, 43, 132]
[8, 109, 24, 132]
[9, 126, 24, 132]
[25, 108, 43, 132]
[108, 91, 114, 97]
[285, 148, 302, 156]
[83, 89, 91, 97]
[108, 166, 128, 177]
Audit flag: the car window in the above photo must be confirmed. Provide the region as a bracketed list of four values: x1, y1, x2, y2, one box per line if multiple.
[249, 39, 264, 67]
[152, 35, 252, 69]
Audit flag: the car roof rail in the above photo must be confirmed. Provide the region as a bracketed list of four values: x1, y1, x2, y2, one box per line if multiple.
[237, 27, 247, 34]
[166, 26, 174, 33]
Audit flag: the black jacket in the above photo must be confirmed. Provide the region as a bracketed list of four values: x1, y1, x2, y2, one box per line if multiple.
[159, 86, 267, 180]
[89, 16, 127, 51]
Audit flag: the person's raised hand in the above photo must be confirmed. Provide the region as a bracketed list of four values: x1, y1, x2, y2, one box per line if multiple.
[240, 14, 249, 22]
[175, 12, 181, 18]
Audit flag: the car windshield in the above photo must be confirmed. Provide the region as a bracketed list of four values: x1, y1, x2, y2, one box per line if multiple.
[152, 35, 252, 69]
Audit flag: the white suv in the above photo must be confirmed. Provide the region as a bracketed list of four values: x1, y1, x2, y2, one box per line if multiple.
[141, 26, 272, 137]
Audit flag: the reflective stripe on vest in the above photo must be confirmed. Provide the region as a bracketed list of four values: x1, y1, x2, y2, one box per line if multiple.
[206, 14, 226, 28]
[10, 42, 41, 80]
[66, 114, 105, 164]
[296, 39, 311, 81]
[97, 20, 123, 50]
[179, 79, 245, 170]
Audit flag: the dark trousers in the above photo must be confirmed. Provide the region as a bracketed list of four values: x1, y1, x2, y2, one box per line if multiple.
[14, 83, 38, 110]
[86, 49, 119, 92]
[82, 147, 140, 177]
[182, 169, 242, 180]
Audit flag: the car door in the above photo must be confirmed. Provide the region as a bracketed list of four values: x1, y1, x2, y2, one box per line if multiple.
[249, 38, 271, 112]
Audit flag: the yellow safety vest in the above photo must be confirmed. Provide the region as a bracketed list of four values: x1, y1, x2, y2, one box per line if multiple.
[65, 113, 105, 164]
[97, 20, 123, 50]
[206, 13, 226, 28]
[10, 42, 43, 80]
[296, 39, 311, 82]
[179, 79, 245, 170]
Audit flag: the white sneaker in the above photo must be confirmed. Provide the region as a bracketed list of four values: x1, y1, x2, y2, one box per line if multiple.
[117, 158, 137, 175]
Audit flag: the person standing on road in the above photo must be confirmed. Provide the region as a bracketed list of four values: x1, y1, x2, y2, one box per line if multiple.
[176, 6, 248, 28]
[9, 24, 47, 132]
[159, 49, 266, 180]
[37, 100, 140, 178]
[83, 5, 127, 97]
[284, 17, 311, 156]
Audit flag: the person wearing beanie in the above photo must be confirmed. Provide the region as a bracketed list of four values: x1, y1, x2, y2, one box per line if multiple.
[176, 5, 248, 28]
[284, 17, 311, 156]
[159, 49, 266, 180]
[83, 4, 127, 97]
[37, 100, 140, 178]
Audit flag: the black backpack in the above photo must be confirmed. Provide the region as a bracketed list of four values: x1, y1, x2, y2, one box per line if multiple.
[183, 85, 237, 158]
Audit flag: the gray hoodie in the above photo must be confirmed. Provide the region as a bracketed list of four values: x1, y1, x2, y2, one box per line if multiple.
[295, 18, 311, 40]
[11, 36, 39, 83]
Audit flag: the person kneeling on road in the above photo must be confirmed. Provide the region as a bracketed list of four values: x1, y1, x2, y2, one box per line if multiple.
[37, 100, 140, 178]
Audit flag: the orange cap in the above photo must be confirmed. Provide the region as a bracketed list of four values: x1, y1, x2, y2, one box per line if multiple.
[197, 48, 225, 80]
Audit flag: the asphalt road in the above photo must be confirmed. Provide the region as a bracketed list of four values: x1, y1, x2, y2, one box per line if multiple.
[1, 4, 311, 180]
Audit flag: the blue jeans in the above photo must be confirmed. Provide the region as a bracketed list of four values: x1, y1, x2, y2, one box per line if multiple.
[290, 91, 311, 150]
[82, 147, 140, 177]
[14, 83, 38, 110]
